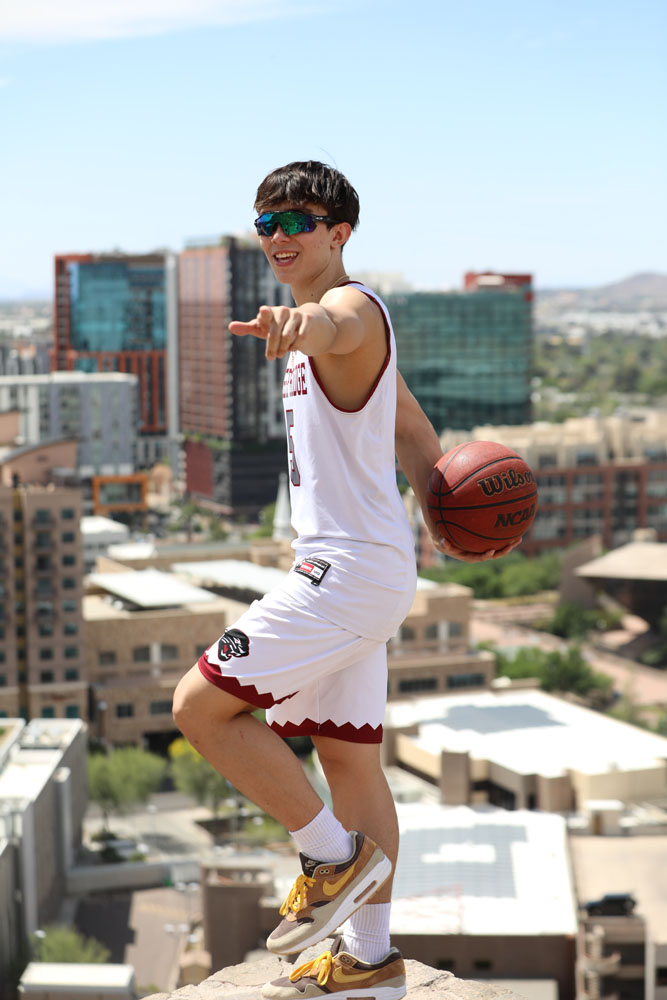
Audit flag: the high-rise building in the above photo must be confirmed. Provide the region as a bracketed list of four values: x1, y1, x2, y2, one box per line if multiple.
[0, 483, 86, 721]
[53, 252, 176, 467]
[387, 272, 533, 433]
[177, 236, 291, 514]
[0, 372, 138, 476]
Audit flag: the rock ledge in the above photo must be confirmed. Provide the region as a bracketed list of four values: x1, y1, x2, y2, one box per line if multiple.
[143, 943, 525, 1000]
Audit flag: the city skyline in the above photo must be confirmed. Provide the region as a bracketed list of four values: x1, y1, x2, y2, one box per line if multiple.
[1, 0, 665, 298]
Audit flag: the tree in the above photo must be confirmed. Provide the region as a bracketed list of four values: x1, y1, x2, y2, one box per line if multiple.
[88, 747, 167, 831]
[32, 924, 110, 963]
[420, 550, 562, 599]
[494, 644, 613, 704]
[168, 737, 231, 815]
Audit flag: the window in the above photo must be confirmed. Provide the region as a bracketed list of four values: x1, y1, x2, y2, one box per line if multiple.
[0, 674, 6, 687]
[39, 622, 54, 637]
[399, 677, 438, 693]
[65, 668, 79, 681]
[65, 704, 79, 718]
[36, 555, 51, 571]
[160, 644, 179, 661]
[0, 652, 4, 664]
[63, 578, 77, 590]
[39, 648, 54, 661]
[98, 650, 117, 665]
[61, 508, 75, 520]
[473, 959, 492, 971]
[64, 622, 78, 635]
[62, 600, 77, 613]
[41, 706, 55, 718]
[400, 626, 416, 641]
[64, 646, 79, 659]
[40, 670, 54, 683]
[35, 509, 51, 524]
[150, 700, 173, 715]
[116, 703, 134, 718]
[447, 672, 486, 689]
[62, 554, 76, 566]
[62, 532, 75, 543]
[35, 532, 50, 548]
[133, 646, 150, 663]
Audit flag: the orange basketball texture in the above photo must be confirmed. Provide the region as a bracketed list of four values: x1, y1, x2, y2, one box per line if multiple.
[427, 441, 538, 553]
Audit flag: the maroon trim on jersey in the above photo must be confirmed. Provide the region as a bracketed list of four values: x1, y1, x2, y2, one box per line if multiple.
[197, 654, 295, 708]
[307, 283, 392, 414]
[268, 717, 383, 744]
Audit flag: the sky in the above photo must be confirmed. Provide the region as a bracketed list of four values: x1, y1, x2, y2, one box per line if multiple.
[1, 0, 665, 298]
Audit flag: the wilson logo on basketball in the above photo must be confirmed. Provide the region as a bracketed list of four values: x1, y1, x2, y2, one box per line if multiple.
[476, 468, 534, 497]
[494, 504, 536, 528]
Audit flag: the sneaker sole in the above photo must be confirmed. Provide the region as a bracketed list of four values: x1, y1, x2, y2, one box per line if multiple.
[261, 982, 406, 1000]
[266, 853, 392, 955]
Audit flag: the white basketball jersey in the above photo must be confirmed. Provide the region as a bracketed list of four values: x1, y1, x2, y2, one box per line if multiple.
[279, 282, 416, 642]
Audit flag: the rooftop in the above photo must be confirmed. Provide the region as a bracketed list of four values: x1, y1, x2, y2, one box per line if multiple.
[576, 541, 667, 582]
[0, 719, 85, 806]
[88, 569, 219, 609]
[385, 688, 667, 778]
[391, 803, 577, 936]
[20, 962, 135, 989]
[172, 558, 288, 595]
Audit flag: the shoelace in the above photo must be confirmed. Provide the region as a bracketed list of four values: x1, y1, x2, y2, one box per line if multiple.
[279, 873, 316, 916]
[290, 949, 333, 985]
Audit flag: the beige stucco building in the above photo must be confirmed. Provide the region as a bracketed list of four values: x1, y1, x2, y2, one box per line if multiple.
[383, 688, 667, 812]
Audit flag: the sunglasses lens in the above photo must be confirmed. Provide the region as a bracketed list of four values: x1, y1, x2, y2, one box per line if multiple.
[280, 212, 314, 235]
[255, 213, 275, 236]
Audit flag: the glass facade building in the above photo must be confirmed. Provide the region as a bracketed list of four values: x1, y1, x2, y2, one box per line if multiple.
[67, 259, 166, 353]
[386, 275, 533, 433]
[53, 253, 171, 461]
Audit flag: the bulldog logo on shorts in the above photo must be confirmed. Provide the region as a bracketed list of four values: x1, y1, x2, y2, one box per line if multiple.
[217, 628, 250, 661]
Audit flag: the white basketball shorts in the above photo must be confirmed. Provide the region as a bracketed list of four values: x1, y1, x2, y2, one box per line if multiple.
[197, 585, 388, 744]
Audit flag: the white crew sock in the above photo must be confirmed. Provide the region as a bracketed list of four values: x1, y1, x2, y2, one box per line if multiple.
[289, 804, 353, 862]
[343, 902, 392, 964]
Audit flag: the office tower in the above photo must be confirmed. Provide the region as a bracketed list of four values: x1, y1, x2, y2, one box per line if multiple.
[387, 272, 533, 433]
[0, 483, 86, 721]
[53, 252, 177, 467]
[178, 236, 292, 514]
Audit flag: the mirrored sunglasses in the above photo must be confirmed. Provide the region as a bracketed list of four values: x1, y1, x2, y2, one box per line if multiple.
[254, 210, 340, 238]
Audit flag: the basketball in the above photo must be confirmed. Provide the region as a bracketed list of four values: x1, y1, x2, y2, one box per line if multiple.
[427, 441, 538, 553]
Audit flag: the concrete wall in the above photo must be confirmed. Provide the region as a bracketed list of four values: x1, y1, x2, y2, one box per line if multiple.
[391, 932, 576, 1000]
[571, 764, 667, 807]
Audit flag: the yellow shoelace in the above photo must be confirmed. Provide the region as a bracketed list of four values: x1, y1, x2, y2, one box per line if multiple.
[279, 873, 316, 916]
[290, 949, 333, 985]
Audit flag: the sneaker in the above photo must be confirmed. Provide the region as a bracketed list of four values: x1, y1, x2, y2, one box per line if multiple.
[266, 831, 392, 956]
[262, 936, 406, 999]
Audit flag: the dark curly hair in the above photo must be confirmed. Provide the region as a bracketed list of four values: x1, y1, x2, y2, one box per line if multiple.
[255, 161, 360, 230]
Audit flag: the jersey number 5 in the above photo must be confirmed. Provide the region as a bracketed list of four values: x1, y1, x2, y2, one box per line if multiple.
[286, 409, 301, 486]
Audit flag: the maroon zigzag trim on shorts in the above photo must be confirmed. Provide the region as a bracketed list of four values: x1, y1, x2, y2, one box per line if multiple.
[268, 717, 383, 745]
[197, 654, 294, 709]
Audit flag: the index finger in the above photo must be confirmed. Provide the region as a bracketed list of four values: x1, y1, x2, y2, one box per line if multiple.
[228, 319, 267, 338]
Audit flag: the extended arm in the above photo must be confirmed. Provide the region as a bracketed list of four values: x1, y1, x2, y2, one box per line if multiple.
[228, 287, 373, 361]
[395, 371, 520, 561]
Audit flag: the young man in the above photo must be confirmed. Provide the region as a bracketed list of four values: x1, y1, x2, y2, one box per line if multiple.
[173, 161, 518, 999]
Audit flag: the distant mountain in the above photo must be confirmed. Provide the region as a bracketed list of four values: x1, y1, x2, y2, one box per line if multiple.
[538, 272, 667, 310]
